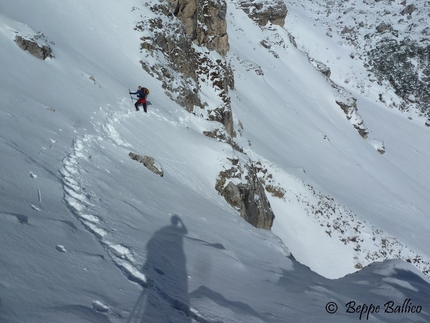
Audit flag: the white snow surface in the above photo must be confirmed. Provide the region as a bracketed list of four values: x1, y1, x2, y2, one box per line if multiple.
[1, 0, 430, 322]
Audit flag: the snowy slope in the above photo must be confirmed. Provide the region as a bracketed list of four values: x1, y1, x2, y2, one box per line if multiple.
[1, 0, 430, 322]
[275, 0, 430, 276]
[224, 1, 430, 278]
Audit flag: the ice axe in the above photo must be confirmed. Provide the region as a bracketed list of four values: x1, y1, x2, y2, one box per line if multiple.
[129, 89, 135, 103]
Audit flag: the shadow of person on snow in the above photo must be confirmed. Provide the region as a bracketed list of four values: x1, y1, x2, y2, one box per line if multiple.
[127, 215, 191, 323]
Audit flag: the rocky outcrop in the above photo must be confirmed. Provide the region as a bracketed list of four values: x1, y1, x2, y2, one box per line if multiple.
[216, 158, 275, 230]
[238, 0, 287, 27]
[15, 35, 53, 60]
[203, 128, 242, 151]
[207, 106, 234, 137]
[195, 0, 229, 55]
[138, 2, 235, 135]
[334, 94, 369, 140]
[309, 58, 331, 78]
[129, 152, 164, 177]
[376, 143, 386, 155]
[368, 139, 386, 155]
[331, 82, 369, 139]
[165, 0, 229, 56]
[309, 54, 369, 140]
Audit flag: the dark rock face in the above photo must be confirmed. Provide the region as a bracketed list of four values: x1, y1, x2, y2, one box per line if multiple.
[238, 0, 287, 27]
[216, 160, 275, 230]
[15, 35, 53, 60]
[165, 0, 229, 56]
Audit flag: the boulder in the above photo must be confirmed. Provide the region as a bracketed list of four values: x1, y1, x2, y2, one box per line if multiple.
[15, 35, 53, 60]
[129, 152, 164, 177]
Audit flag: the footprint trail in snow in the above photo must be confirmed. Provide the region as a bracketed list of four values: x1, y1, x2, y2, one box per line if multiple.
[60, 101, 147, 287]
[60, 101, 213, 322]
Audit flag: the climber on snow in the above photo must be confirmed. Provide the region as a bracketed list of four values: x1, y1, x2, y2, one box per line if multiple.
[129, 86, 148, 112]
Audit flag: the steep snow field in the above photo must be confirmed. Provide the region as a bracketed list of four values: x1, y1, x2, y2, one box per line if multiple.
[1, 0, 430, 322]
[278, 0, 430, 275]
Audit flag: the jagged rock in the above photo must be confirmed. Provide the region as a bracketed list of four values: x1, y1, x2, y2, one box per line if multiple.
[216, 159, 275, 230]
[341, 26, 354, 35]
[165, 0, 229, 56]
[129, 152, 164, 177]
[195, 0, 229, 55]
[177, 86, 203, 112]
[198, 56, 235, 136]
[425, 119, 430, 127]
[332, 83, 369, 139]
[253, 161, 286, 199]
[369, 139, 386, 154]
[335, 98, 369, 139]
[309, 58, 331, 78]
[260, 39, 271, 49]
[400, 4, 415, 16]
[14, 35, 53, 60]
[166, 0, 197, 37]
[375, 22, 393, 33]
[208, 106, 235, 137]
[239, 0, 287, 27]
[203, 128, 243, 152]
[377, 144, 386, 155]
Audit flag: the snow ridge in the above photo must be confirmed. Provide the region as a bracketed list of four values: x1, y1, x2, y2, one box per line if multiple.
[61, 104, 147, 288]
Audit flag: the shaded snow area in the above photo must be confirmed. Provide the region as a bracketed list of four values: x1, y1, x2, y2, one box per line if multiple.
[1, 0, 430, 322]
